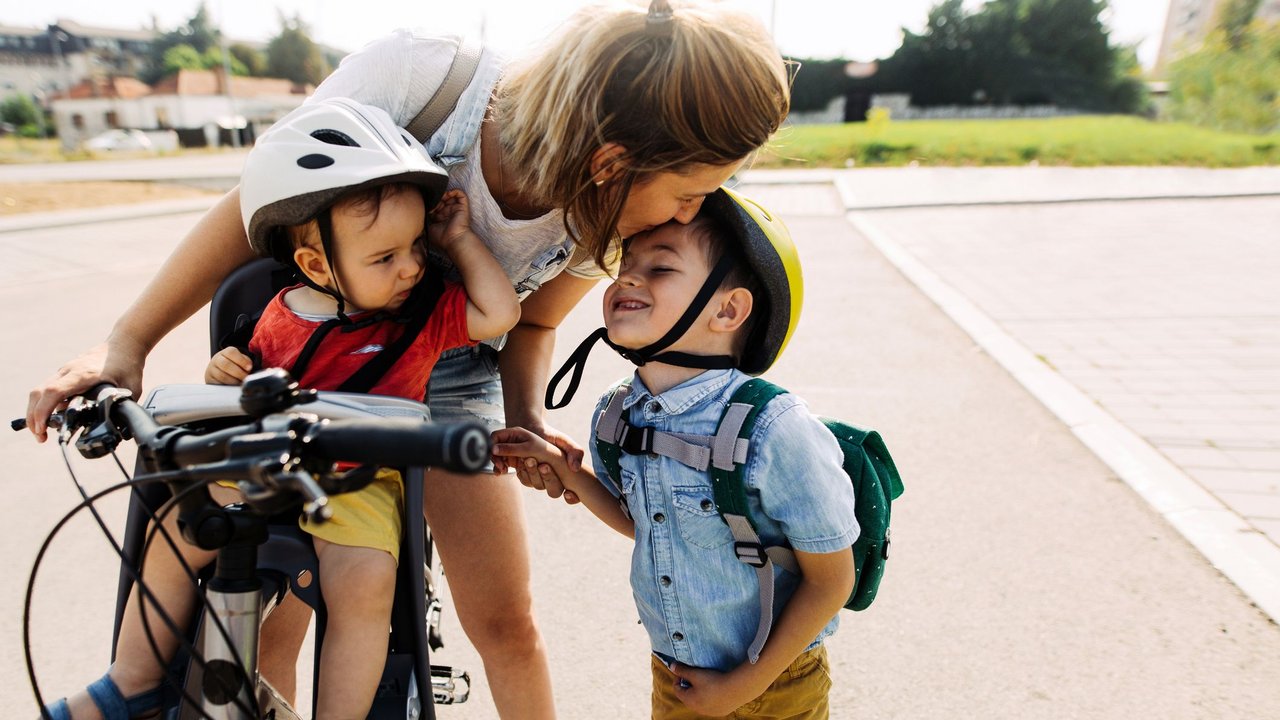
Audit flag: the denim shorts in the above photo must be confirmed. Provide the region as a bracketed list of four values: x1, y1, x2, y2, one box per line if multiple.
[424, 345, 505, 470]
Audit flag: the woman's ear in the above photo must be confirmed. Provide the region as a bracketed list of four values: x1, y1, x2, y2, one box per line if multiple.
[293, 245, 333, 290]
[590, 143, 628, 185]
[710, 288, 754, 334]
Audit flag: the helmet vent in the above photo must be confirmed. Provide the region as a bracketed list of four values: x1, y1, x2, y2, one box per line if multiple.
[297, 153, 335, 169]
[310, 128, 359, 147]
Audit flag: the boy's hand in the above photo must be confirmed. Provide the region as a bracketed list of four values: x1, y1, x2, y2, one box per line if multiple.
[668, 662, 764, 718]
[205, 348, 253, 385]
[427, 189, 473, 251]
[491, 424, 583, 503]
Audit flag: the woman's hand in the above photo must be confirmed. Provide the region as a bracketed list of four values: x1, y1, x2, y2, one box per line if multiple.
[25, 338, 146, 443]
[494, 422, 584, 504]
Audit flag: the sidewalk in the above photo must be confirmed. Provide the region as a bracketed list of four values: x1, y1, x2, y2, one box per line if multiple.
[740, 167, 1280, 623]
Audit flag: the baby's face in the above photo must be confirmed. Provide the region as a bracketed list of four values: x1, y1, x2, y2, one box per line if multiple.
[603, 223, 718, 351]
[329, 189, 427, 312]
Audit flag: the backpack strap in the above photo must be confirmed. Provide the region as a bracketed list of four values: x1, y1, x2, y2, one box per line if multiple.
[404, 36, 482, 143]
[593, 382, 633, 520]
[712, 378, 799, 664]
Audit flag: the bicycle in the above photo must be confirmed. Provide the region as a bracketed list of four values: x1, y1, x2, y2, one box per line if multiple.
[18, 367, 488, 719]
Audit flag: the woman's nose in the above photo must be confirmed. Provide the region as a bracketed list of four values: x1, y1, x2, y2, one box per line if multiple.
[673, 198, 703, 224]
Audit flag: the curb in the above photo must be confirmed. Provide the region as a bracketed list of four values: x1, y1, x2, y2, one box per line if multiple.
[0, 197, 221, 234]
[841, 199, 1280, 625]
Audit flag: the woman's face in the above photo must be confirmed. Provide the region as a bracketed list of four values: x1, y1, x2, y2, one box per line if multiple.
[615, 160, 744, 239]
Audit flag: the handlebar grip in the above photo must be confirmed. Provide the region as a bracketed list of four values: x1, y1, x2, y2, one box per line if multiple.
[307, 419, 491, 474]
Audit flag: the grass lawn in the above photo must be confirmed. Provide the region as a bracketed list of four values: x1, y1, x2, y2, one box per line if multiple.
[756, 115, 1280, 168]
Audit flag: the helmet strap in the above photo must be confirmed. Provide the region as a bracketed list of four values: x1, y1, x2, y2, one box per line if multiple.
[289, 208, 353, 324]
[544, 254, 737, 410]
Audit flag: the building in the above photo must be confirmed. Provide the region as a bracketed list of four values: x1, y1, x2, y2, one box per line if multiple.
[51, 68, 309, 149]
[0, 19, 152, 103]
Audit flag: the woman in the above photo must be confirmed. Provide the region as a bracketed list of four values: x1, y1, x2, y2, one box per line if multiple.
[28, 1, 789, 717]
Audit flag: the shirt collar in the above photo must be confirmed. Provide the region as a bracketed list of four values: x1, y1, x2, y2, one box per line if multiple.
[623, 368, 736, 416]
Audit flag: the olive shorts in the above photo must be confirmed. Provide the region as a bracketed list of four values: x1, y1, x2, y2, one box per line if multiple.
[651, 645, 832, 720]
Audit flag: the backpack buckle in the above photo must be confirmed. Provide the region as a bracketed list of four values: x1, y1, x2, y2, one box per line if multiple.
[618, 423, 655, 455]
[734, 541, 768, 569]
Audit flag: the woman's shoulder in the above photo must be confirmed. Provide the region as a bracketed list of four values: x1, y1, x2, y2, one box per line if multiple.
[310, 30, 474, 127]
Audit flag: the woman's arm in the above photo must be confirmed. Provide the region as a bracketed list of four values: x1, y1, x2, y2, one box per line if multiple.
[25, 187, 255, 440]
[497, 270, 598, 490]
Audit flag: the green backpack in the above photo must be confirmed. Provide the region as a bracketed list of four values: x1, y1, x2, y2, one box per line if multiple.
[595, 378, 904, 662]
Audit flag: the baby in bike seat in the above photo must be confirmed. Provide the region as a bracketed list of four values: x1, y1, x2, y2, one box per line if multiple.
[44, 97, 518, 720]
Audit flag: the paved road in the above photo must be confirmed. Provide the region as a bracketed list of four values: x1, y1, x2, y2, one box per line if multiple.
[3, 171, 1279, 719]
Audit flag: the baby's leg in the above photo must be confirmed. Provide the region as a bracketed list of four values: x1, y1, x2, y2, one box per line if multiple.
[312, 538, 397, 718]
[56, 494, 223, 720]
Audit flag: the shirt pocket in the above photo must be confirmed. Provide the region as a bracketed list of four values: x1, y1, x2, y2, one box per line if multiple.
[513, 244, 571, 298]
[671, 486, 733, 549]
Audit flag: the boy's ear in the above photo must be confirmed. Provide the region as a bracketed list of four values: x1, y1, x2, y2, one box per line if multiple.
[710, 288, 753, 334]
[293, 245, 333, 289]
[590, 143, 628, 185]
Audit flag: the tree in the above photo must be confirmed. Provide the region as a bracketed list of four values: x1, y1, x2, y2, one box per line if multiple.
[267, 13, 330, 86]
[875, 0, 1147, 113]
[787, 58, 850, 113]
[1168, 18, 1280, 133]
[229, 42, 268, 76]
[143, 2, 224, 83]
[1, 94, 42, 127]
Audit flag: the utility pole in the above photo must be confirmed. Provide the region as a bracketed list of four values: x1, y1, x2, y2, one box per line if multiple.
[218, 0, 241, 148]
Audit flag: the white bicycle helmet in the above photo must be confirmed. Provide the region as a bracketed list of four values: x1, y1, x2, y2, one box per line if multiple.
[240, 97, 449, 258]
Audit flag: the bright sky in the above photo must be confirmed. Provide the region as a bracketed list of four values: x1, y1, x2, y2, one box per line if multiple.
[5, 0, 1173, 67]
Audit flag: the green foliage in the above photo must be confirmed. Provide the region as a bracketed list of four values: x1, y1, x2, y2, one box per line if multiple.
[143, 2, 223, 83]
[786, 58, 850, 113]
[161, 44, 205, 74]
[229, 43, 268, 76]
[267, 13, 330, 86]
[1, 94, 42, 127]
[1168, 21, 1280, 134]
[756, 116, 1280, 168]
[875, 0, 1147, 113]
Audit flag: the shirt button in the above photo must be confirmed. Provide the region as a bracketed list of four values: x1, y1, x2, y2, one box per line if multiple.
[660, 575, 672, 587]
[672, 632, 684, 641]
[700, 499, 713, 511]
[653, 512, 666, 523]
[648, 401, 662, 413]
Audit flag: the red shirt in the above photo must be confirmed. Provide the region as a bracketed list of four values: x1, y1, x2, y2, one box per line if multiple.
[249, 282, 474, 400]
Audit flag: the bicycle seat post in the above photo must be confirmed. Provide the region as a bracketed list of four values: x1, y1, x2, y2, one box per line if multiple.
[180, 506, 269, 720]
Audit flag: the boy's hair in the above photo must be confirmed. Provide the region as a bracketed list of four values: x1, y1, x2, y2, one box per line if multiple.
[493, 0, 790, 273]
[276, 183, 418, 256]
[683, 215, 765, 364]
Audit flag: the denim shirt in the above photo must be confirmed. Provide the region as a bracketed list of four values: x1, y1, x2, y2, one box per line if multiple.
[589, 369, 859, 672]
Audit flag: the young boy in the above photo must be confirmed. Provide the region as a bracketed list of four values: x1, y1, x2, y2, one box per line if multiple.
[494, 189, 858, 719]
[44, 98, 518, 720]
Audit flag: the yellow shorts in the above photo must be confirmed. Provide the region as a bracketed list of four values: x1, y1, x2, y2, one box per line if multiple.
[218, 467, 404, 562]
[651, 645, 831, 720]
[300, 467, 404, 562]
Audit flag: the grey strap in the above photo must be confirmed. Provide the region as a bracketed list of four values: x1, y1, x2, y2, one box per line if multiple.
[596, 385, 631, 446]
[404, 36, 482, 143]
[724, 513, 775, 664]
[713, 402, 753, 471]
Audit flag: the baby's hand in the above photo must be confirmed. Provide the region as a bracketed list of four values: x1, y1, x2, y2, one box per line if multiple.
[205, 348, 253, 385]
[427, 189, 473, 251]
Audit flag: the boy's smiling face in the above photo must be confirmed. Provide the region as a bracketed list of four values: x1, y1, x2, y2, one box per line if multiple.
[604, 222, 722, 353]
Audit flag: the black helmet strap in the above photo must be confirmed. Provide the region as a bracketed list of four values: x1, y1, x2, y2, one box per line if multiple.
[288, 208, 353, 324]
[544, 253, 737, 410]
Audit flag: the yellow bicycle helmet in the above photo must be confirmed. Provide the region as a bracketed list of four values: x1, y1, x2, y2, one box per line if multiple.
[700, 186, 803, 375]
[546, 186, 803, 409]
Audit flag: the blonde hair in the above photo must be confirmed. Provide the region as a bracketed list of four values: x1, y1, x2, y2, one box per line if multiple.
[493, 0, 790, 270]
